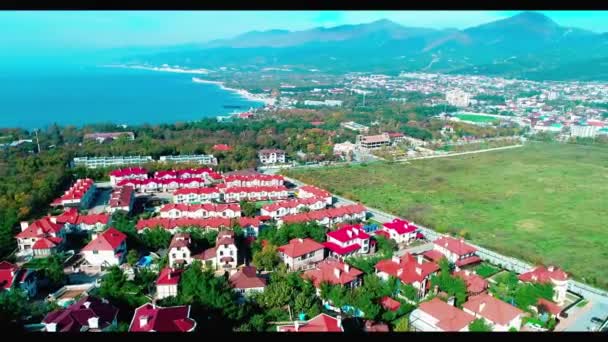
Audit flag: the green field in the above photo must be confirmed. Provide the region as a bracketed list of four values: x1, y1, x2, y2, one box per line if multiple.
[454, 113, 499, 123]
[285, 143, 608, 289]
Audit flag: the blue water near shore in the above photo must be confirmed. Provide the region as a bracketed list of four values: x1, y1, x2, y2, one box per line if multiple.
[0, 66, 263, 130]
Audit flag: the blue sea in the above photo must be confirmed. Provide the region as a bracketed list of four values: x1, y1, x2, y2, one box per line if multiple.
[0, 66, 263, 130]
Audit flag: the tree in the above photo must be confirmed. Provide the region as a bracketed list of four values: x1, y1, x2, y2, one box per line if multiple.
[375, 235, 397, 258]
[401, 284, 419, 301]
[394, 316, 409, 332]
[141, 228, 172, 251]
[469, 318, 493, 332]
[0, 289, 29, 324]
[239, 200, 257, 217]
[252, 244, 280, 271]
[127, 250, 139, 266]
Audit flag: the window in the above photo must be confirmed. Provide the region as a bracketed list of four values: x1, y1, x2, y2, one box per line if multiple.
[220, 251, 223, 256]
[172, 253, 176, 258]
[230, 250, 233, 256]
[182, 253, 186, 258]
[93, 250, 98, 254]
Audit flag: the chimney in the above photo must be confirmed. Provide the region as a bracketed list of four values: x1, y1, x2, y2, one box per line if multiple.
[346, 230, 352, 238]
[479, 302, 486, 312]
[167, 271, 171, 280]
[298, 238, 303, 243]
[20, 221, 29, 231]
[46, 322, 57, 332]
[87, 317, 99, 329]
[415, 267, 422, 276]
[397, 268, 403, 277]
[337, 315, 342, 329]
[548, 266, 554, 272]
[294, 321, 300, 332]
[444, 242, 448, 248]
[50, 217, 57, 224]
[532, 275, 537, 281]
[464, 270, 471, 276]
[344, 264, 350, 273]
[139, 315, 149, 328]
[334, 268, 341, 279]
[417, 254, 423, 265]
[91, 233, 98, 241]
[447, 296, 455, 306]
[392, 255, 400, 264]
[83, 301, 91, 309]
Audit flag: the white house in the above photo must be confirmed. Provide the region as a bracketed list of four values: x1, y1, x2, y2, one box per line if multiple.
[109, 167, 148, 187]
[229, 266, 267, 296]
[426, 236, 482, 268]
[518, 266, 569, 305]
[260, 197, 327, 219]
[258, 149, 286, 165]
[156, 267, 183, 300]
[323, 224, 371, 259]
[173, 187, 221, 204]
[375, 253, 439, 298]
[462, 293, 524, 331]
[378, 218, 418, 244]
[168, 233, 193, 268]
[278, 238, 325, 271]
[81, 228, 127, 267]
[410, 297, 475, 332]
[160, 203, 241, 219]
[296, 185, 333, 205]
[16, 217, 65, 257]
[194, 230, 238, 270]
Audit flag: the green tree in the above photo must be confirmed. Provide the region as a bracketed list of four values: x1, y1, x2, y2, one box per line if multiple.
[252, 244, 281, 271]
[239, 200, 257, 217]
[394, 316, 409, 332]
[127, 250, 139, 266]
[375, 235, 397, 258]
[0, 289, 29, 324]
[469, 318, 493, 332]
[141, 228, 172, 250]
[401, 284, 419, 301]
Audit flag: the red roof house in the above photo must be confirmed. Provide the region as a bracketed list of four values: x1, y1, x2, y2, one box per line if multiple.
[462, 293, 524, 331]
[380, 296, 401, 312]
[412, 297, 475, 331]
[42, 296, 119, 332]
[432, 236, 481, 267]
[81, 228, 127, 267]
[324, 224, 371, 258]
[381, 219, 418, 244]
[129, 304, 196, 332]
[229, 266, 267, 295]
[212, 144, 233, 152]
[302, 259, 363, 289]
[454, 270, 488, 295]
[278, 238, 325, 271]
[277, 313, 343, 332]
[375, 253, 439, 296]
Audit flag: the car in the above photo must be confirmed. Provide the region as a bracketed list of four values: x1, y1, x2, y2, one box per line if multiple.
[591, 317, 604, 324]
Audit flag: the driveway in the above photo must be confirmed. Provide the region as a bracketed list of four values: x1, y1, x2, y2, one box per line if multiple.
[562, 300, 608, 332]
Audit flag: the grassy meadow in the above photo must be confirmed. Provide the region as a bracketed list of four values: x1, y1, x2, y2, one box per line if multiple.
[284, 142, 608, 288]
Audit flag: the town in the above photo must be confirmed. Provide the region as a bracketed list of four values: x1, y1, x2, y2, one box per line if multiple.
[0, 137, 604, 332]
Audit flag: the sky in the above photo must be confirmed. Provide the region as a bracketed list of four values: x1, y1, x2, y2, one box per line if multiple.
[0, 11, 607, 53]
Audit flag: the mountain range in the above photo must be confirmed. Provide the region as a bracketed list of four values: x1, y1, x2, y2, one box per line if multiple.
[122, 12, 608, 81]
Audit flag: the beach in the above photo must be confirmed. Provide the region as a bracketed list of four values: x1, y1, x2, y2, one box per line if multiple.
[103, 64, 211, 75]
[192, 77, 276, 106]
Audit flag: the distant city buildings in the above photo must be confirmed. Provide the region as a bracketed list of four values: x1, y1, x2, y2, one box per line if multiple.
[84, 132, 135, 144]
[72, 156, 153, 169]
[446, 89, 471, 107]
[340, 121, 369, 133]
[303, 100, 343, 107]
[258, 148, 287, 165]
[159, 154, 218, 166]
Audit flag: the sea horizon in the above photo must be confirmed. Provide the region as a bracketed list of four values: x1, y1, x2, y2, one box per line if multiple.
[0, 65, 264, 130]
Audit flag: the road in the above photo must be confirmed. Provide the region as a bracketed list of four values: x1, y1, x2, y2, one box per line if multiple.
[273, 172, 608, 330]
[395, 144, 524, 163]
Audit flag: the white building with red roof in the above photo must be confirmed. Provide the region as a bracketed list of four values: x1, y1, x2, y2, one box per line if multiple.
[462, 293, 524, 331]
[56, 208, 110, 232]
[379, 218, 418, 244]
[16, 217, 65, 257]
[0, 261, 38, 298]
[518, 266, 568, 305]
[258, 148, 286, 165]
[224, 173, 284, 188]
[278, 238, 325, 271]
[135, 217, 262, 235]
[160, 203, 241, 219]
[277, 204, 366, 227]
[277, 313, 343, 332]
[193, 231, 237, 270]
[108, 185, 135, 214]
[426, 236, 482, 268]
[212, 144, 232, 152]
[173, 187, 221, 204]
[324, 224, 371, 259]
[260, 197, 327, 219]
[302, 259, 363, 294]
[375, 253, 439, 297]
[168, 233, 192, 268]
[109, 167, 148, 187]
[410, 297, 475, 332]
[229, 266, 267, 296]
[454, 270, 488, 296]
[296, 185, 333, 205]
[81, 228, 127, 267]
[129, 303, 196, 332]
[222, 185, 289, 203]
[51, 178, 96, 209]
[156, 267, 183, 300]
[43, 296, 119, 332]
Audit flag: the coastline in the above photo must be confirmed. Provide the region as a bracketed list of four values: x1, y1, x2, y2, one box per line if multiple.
[102, 64, 211, 75]
[192, 77, 276, 106]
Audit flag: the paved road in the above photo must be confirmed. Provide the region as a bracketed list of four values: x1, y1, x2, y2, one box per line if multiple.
[275, 172, 608, 330]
